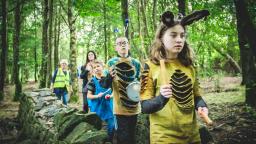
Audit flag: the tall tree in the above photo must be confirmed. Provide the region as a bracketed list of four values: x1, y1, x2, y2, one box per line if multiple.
[140, 0, 149, 38]
[39, 0, 49, 88]
[178, 0, 186, 16]
[13, 0, 22, 101]
[0, 0, 8, 101]
[68, 0, 78, 102]
[54, 3, 60, 69]
[33, 2, 38, 82]
[234, 0, 256, 107]
[103, 0, 108, 63]
[121, 0, 129, 38]
[47, 0, 53, 87]
[152, 0, 157, 31]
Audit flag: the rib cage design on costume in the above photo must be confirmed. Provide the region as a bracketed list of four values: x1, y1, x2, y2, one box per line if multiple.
[115, 60, 139, 108]
[170, 69, 193, 108]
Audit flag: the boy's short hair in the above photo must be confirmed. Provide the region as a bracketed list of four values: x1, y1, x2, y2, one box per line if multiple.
[92, 60, 104, 67]
[60, 59, 68, 65]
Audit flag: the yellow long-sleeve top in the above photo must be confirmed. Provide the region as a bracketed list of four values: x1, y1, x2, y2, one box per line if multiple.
[140, 59, 202, 144]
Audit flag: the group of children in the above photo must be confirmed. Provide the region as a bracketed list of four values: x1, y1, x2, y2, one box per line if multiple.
[51, 10, 211, 144]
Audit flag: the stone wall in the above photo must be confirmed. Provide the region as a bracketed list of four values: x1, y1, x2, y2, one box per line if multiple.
[17, 88, 107, 144]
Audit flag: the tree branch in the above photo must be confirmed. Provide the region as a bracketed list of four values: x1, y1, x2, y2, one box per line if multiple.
[59, 0, 68, 15]
[60, 14, 68, 27]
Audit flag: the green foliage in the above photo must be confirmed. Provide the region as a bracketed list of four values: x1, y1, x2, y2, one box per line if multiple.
[4, 0, 243, 83]
[245, 106, 256, 119]
[69, 94, 79, 103]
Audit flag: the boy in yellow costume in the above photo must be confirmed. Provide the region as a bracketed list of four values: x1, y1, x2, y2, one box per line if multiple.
[140, 10, 210, 144]
[103, 37, 141, 144]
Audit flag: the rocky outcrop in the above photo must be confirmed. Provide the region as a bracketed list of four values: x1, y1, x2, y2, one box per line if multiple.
[17, 88, 107, 144]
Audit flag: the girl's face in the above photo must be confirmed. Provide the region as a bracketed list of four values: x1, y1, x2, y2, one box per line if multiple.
[93, 63, 103, 75]
[162, 24, 186, 55]
[88, 52, 95, 61]
[115, 38, 130, 57]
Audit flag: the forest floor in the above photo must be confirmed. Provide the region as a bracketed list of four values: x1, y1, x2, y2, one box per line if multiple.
[0, 77, 256, 144]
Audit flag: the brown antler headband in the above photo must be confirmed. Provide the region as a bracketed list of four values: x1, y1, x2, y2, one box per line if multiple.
[161, 10, 210, 27]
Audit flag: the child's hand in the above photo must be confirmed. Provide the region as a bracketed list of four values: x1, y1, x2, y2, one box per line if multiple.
[198, 107, 209, 117]
[198, 107, 213, 126]
[97, 92, 104, 98]
[109, 66, 116, 77]
[105, 94, 111, 99]
[160, 84, 172, 98]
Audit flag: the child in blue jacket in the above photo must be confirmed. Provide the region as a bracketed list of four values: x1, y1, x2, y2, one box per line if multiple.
[87, 60, 114, 142]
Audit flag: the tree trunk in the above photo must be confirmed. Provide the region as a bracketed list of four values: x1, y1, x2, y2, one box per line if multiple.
[234, 0, 256, 107]
[178, 0, 186, 16]
[68, 0, 78, 102]
[0, 0, 7, 101]
[140, 0, 149, 38]
[4, 5, 10, 85]
[152, 0, 157, 31]
[39, 0, 49, 88]
[47, 0, 53, 87]
[13, 0, 22, 101]
[34, 3, 38, 82]
[121, 0, 129, 38]
[137, 0, 147, 58]
[103, 0, 107, 63]
[211, 43, 242, 74]
[54, 3, 60, 69]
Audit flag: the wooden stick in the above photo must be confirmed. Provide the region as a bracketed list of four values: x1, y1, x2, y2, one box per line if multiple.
[199, 111, 213, 126]
[159, 60, 169, 85]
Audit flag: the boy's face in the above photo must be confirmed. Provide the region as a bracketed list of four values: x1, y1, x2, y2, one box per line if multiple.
[93, 63, 103, 74]
[115, 37, 129, 57]
[61, 63, 67, 69]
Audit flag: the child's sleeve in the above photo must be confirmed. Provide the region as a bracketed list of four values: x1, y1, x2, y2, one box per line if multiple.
[87, 79, 96, 94]
[51, 69, 58, 83]
[80, 66, 89, 79]
[192, 67, 207, 109]
[140, 62, 170, 114]
[140, 62, 154, 100]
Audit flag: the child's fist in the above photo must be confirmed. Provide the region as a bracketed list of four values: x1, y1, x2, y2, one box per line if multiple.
[105, 94, 111, 99]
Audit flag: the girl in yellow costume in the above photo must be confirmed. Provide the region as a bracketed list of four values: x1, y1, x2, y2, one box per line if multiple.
[140, 10, 210, 144]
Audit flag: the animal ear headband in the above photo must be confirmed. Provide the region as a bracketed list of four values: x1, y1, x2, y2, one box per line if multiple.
[161, 10, 210, 27]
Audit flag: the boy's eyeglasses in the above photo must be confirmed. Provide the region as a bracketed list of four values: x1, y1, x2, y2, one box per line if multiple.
[116, 41, 128, 46]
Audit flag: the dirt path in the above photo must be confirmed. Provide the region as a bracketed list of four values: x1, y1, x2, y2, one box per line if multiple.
[202, 77, 256, 143]
[0, 85, 19, 144]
